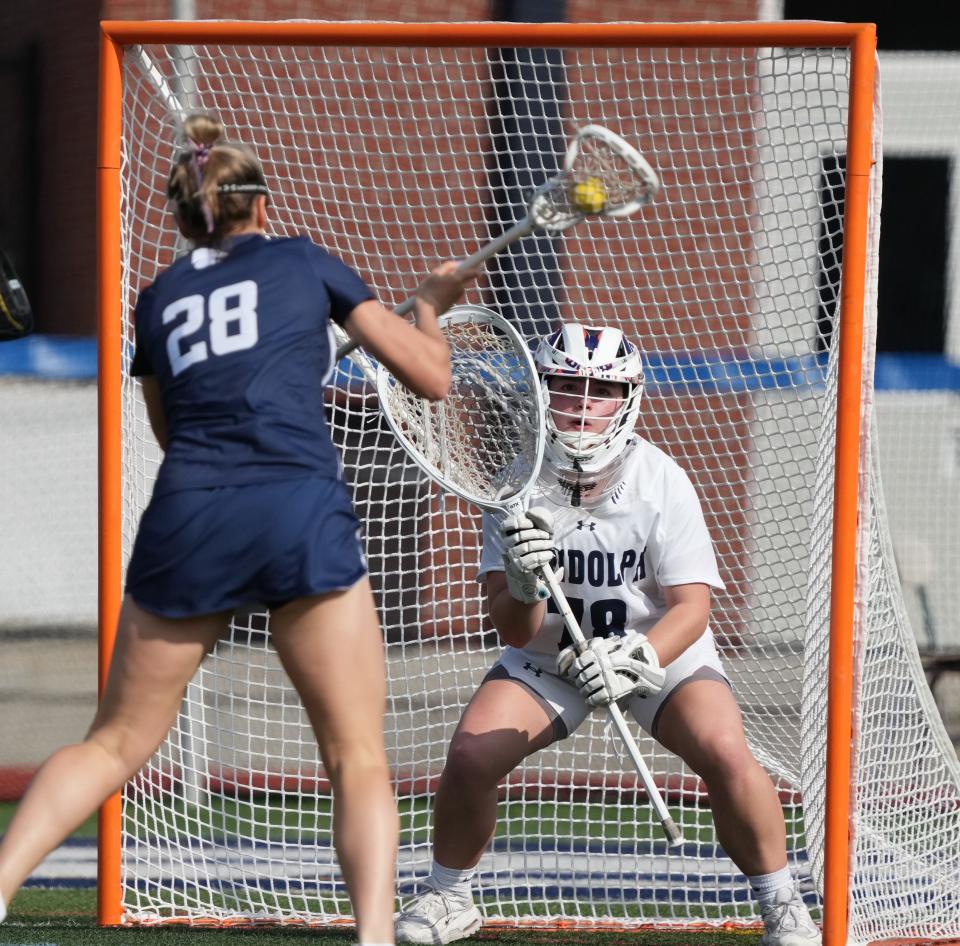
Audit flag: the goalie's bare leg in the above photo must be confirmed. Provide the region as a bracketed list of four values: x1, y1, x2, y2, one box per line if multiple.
[652, 679, 819, 946]
[657, 679, 785, 875]
[396, 676, 553, 945]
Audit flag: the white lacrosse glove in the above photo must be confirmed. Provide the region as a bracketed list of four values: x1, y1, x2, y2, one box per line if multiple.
[557, 630, 666, 708]
[499, 506, 558, 604]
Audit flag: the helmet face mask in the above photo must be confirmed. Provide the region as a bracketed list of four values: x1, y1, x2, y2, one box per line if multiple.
[534, 323, 644, 477]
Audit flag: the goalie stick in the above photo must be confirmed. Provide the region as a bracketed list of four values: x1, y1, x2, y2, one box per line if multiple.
[377, 303, 683, 847]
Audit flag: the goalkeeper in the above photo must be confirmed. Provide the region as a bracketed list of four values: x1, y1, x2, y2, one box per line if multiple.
[0, 113, 479, 945]
[396, 323, 818, 946]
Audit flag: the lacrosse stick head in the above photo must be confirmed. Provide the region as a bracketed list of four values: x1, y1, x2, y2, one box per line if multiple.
[528, 124, 660, 232]
[376, 305, 545, 513]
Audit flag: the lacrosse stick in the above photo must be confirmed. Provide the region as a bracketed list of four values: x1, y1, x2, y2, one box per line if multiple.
[0, 249, 33, 341]
[377, 303, 682, 847]
[334, 124, 659, 361]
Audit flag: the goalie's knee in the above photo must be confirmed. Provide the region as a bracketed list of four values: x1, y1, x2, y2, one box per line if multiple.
[443, 736, 505, 789]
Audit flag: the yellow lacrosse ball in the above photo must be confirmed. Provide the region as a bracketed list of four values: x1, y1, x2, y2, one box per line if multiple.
[571, 177, 607, 214]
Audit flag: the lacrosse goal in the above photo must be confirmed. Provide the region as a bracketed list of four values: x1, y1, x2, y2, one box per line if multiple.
[97, 20, 960, 946]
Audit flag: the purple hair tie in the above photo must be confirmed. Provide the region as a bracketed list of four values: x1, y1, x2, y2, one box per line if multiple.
[186, 137, 215, 234]
[188, 137, 211, 168]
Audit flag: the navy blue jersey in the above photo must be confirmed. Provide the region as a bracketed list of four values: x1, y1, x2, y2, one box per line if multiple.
[131, 234, 374, 496]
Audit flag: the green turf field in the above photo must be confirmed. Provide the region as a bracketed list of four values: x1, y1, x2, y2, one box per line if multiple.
[1, 801, 767, 945]
[2, 891, 762, 946]
[0, 797, 806, 847]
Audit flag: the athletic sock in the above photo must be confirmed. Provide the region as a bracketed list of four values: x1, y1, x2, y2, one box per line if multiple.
[0, 891, 7, 923]
[429, 861, 476, 904]
[748, 865, 795, 907]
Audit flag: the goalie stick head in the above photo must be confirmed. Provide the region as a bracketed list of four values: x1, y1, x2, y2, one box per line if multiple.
[376, 304, 546, 514]
[0, 249, 33, 341]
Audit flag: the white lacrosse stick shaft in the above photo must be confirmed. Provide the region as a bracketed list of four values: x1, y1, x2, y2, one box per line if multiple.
[537, 561, 683, 848]
[498, 493, 682, 849]
[336, 217, 535, 359]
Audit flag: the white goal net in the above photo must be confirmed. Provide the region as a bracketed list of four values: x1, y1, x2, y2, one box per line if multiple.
[108, 24, 960, 942]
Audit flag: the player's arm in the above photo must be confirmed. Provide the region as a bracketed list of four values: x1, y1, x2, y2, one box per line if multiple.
[485, 570, 548, 648]
[140, 376, 168, 450]
[645, 582, 712, 666]
[346, 297, 451, 400]
[343, 261, 481, 401]
[642, 466, 719, 665]
[621, 464, 718, 669]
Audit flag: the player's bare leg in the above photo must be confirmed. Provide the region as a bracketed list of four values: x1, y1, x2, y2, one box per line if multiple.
[655, 678, 818, 945]
[434, 678, 554, 868]
[271, 579, 398, 946]
[396, 678, 554, 944]
[655, 679, 786, 874]
[0, 599, 225, 909]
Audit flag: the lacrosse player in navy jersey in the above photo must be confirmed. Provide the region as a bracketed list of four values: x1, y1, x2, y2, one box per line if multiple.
[0, 114, 479, 945]
[396, 323, 819, 946]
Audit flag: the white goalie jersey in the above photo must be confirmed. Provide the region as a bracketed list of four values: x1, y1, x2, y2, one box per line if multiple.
[479, 437, 725, 659]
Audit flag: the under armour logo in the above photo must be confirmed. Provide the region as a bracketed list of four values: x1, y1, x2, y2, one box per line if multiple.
[576, 520, 596, 531]
[523, 661, 543, 677]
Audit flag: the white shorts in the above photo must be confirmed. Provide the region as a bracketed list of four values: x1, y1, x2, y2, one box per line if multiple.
[485, 629, 728, 742]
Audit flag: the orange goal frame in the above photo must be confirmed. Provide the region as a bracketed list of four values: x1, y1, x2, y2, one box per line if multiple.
[97, 19, 878, 943]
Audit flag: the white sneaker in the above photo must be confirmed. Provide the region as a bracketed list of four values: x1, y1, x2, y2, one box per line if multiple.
[395, 880, 483, 945]
[760, 886, 821, 946]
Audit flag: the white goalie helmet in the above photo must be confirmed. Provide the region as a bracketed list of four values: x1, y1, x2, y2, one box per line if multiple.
[534, 322, 644, 475]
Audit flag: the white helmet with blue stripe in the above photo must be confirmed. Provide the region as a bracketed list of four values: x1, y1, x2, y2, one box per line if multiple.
[534, 322, 644, 475]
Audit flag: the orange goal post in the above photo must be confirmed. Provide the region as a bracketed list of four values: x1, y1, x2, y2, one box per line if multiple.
[97, 19, 960, 945]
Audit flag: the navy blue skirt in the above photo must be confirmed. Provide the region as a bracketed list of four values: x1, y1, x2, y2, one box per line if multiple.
[125, 476, 367, 618]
